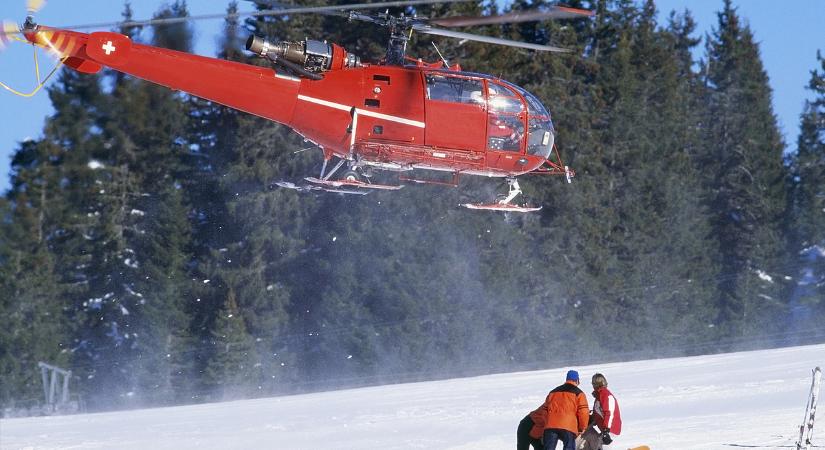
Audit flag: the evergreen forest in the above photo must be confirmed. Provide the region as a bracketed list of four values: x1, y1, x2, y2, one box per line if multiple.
[1, 0, 823, 412]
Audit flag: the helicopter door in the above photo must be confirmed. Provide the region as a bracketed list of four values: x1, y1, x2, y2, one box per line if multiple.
[423, 74, 486, 150]
[486, 81, 526, 172]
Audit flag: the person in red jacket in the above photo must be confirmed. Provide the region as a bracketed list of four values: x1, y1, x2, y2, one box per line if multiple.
[577, 373, 622, 450]
[517, 403, 546, 450]
[542, 370, 590, 450]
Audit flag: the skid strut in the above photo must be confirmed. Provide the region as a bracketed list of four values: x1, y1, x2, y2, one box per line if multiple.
[461, 177, 541, 212]
[501, 178, 523, 205]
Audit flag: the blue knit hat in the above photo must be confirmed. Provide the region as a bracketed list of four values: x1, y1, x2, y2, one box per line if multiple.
[566, 370, 579, 382]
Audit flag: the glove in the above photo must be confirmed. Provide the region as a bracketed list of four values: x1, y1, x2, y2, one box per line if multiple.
[601, 431, 613, 445]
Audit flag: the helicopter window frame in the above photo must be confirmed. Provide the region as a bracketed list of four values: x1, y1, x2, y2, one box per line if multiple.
[425, 73, 486, 106]
[486, 80, 527, 153]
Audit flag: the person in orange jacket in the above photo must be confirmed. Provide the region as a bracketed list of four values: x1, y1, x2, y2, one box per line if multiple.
[517, 403, 546, 450]
[542, 370, 590, 450]
[577, 373, 622, 450]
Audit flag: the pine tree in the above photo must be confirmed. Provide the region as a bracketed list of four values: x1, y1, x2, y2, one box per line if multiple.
[202, 287, 258, 399]
[700, 0, 789, 344]
[500, 0, 718, 357]
[43, 1, 198, 408]
[591, 0, 719, 354]
[184, 4, 311, 395]
[180, 1, 247, 400]
[0, 69, 105, 409]
[0, 171, 71, 409]
[32, 66, 126, 409]
[106, 1, 195, 406]
[786, 51, 825, 334]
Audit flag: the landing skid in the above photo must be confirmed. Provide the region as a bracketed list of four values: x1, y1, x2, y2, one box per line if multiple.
[463, 203, 542, 212]
[305, 177, 403, 191]
[461, 178, 540, 213]
[273, 154, 403, 195]
[274, 180, 368, 195]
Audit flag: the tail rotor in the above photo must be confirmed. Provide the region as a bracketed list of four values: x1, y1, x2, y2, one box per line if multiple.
[2, 0, 45, 52]
[0, 0, 66, 97]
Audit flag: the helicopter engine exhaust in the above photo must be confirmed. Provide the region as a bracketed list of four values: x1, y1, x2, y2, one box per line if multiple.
[246, 36, 361, 80]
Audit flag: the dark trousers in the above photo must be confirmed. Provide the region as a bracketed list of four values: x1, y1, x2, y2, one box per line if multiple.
[517, 415, 543, 450]
[543, 428, 576, 450]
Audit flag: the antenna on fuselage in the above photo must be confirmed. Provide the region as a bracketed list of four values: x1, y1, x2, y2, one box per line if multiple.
[431, 42, 449, 68]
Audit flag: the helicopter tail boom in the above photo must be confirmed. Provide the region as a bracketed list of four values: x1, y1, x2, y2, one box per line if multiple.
[25, 26, 300, 126]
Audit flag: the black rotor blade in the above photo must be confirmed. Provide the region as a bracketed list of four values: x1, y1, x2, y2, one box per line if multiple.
[251, 0, 346, 19]
[412, 24, 572, 52]
[56, 0, 467, 31]
[430, 6, 593, 27]
[433, 6, 595, 28]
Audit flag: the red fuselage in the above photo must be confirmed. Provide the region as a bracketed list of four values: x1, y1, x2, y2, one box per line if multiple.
[27, 27, 559, 178]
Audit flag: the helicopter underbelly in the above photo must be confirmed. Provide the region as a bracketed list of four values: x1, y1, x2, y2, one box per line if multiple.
[354, 140, 540, 177]
[360, 160, 503, 178]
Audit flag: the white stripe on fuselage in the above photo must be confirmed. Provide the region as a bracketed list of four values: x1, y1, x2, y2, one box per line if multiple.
[297, 94, 425, 128]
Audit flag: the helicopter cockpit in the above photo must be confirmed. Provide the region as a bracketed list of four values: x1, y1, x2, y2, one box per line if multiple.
[485, 77, 555, 159]
[423, 72, 555, 160]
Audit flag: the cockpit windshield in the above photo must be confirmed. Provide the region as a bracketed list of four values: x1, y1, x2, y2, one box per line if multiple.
[502, 82, 555, 159]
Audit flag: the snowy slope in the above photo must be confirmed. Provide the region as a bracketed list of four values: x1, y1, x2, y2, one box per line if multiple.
[1, 344, 822, 450]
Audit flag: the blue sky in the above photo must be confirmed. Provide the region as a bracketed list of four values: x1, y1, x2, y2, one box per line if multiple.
[0, 0, 822, 193]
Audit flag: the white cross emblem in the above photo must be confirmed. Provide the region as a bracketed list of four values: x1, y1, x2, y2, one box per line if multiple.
[102, 40, 116, 55]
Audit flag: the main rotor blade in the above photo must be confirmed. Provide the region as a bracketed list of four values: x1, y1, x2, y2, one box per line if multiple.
[251, 0, 346, 19]
[57, 0, 467, 31]
[430, 6, 594, 27]
[412, 24, 572, 52]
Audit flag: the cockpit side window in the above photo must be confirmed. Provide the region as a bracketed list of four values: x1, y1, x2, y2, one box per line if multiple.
[486, 81, 524, 152]
[488, 82, 523, 114]
[425, 74, 485, 105]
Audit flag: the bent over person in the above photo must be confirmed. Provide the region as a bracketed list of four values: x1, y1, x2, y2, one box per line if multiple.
[577, 373, 622, 450]
[543, 370, 590, 450]
[517, 403, 546, 450]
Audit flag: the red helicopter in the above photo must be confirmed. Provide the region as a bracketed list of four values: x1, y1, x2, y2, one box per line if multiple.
[2, 0, 592, 212]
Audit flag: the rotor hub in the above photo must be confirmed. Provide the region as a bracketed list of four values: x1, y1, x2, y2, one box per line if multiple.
[23, 16, 36, 31]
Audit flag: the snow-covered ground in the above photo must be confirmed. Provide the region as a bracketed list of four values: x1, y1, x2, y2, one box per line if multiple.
[1, 344, 822, 450]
